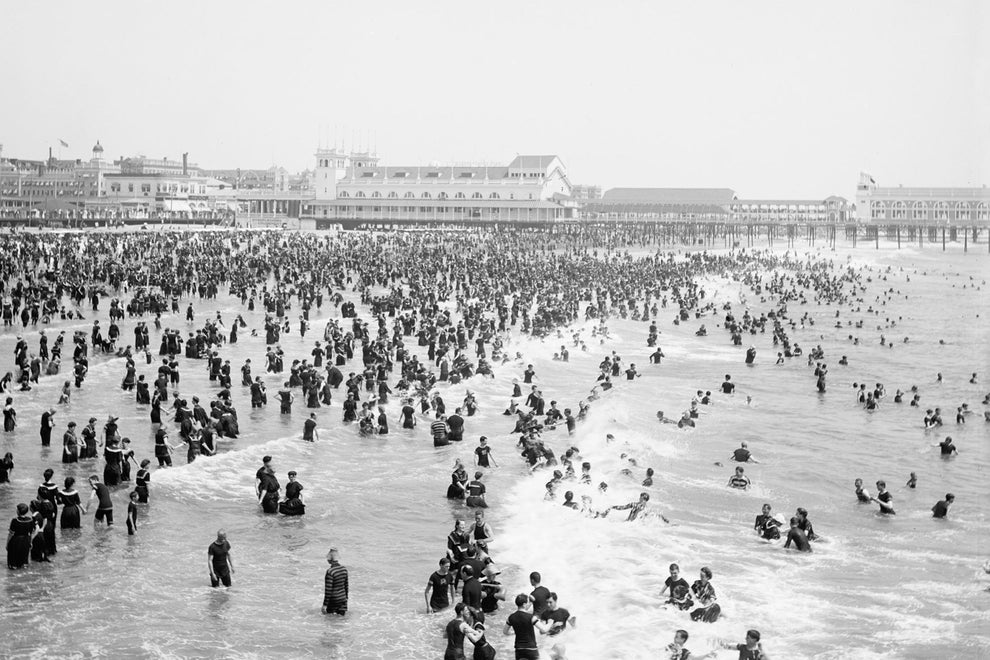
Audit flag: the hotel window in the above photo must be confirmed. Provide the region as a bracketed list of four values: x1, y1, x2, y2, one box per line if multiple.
[458, 172, 475, 178]
[421, 192, 432, 199]
[955, 204, 970, 221]
[339, 191, 349, 198]
[371, 192, 381, 198]
[489, 193, 500, 200]
[404, 192, 415, 199]
[141, 184, 151, 194]
[891, 201, 906, 220]
[355, 191, 365, 198]
[472, 192, 483, 199]
[426, 172, 441, 178]
[388, 192, 398, 198]
[978, 203, 989, 221]
[454, 192, 465, 199]
[912, 202, 928, 220]
[933, 201, 949, 221]
[128, 184, 134, 193]
[870, 201, 884, 220]
[438, 192, 448, 199]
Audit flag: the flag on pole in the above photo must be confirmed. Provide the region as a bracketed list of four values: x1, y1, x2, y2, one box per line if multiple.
[59, 139, 69, 148]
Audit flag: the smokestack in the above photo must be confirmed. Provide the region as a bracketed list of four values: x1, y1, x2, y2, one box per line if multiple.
[182, 152, 188, 176]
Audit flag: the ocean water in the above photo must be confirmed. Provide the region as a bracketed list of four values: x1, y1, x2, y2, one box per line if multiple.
[0, 236, 987, 660]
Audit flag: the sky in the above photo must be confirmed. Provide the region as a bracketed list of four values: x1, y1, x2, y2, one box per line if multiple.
[1, 1, 987, 199]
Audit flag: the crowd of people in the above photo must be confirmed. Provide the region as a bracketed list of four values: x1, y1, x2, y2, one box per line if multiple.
[0, 226, 985, 658]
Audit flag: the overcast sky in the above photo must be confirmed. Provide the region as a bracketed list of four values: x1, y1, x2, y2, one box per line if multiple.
[1, 1, 986, 198]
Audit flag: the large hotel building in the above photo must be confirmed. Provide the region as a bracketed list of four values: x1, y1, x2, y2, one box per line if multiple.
[855, 173, 990, 224]
[302, 148, 578, 224]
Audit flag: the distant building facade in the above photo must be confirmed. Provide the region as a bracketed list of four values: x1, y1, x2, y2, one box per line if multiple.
[729, 197, 849, 224]
[582, 188, 850, 223]
[120, 154, 200, 176]
[570, 184, 602, 201]
[303, 152, 576, 223]
[1, 142, 121, 213]
[583, 188, 735, 221]
[856, 173, 990, 224]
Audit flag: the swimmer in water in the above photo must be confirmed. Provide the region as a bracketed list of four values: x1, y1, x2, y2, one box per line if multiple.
[754, 503, 782, 540]
[936, 436, 958, 456]
[731, 441, 758, 463]
[871, 480, 895, 514]
[906, 472, 917, 489]
[607, 492, 669, 523]
[664, 630, 692, 660]
[784, 516, 813, 552]
[931, 493, 954, 519]
[727, 466, 751, 490]
[656, 410, 676, 425]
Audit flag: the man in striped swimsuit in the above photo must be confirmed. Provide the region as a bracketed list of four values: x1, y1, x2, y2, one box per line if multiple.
[322, 548, 349, 615]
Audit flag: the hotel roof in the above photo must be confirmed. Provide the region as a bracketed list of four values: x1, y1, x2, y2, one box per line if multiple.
[603, 188, 737, 204]
[733, 198, 848, 205]
[507, 155, 562, 170]
[582, 201, 730, 215]
[868, 186, 990, 199]
[347, 166, 518, 180]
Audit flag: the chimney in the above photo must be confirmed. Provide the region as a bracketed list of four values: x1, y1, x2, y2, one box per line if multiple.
[182, 152, 188, 176]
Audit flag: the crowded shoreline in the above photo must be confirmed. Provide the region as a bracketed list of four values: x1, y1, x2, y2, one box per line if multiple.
[0, 226, 987, 659]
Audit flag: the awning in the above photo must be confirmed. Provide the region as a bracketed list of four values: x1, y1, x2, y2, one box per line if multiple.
[163, 200, 192, 213]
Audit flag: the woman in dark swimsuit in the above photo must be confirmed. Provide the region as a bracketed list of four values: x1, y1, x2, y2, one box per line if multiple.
[58, 477, 83, 529]
[3, 397, 16, 432]
[279, 472, 305, 516]
[447, 460, 468, 500]
[135, 460, 151, 503]
[689, 567, 720, 622]
[399, 400, 417, 429]
[150, 392, 162, 425]
[0, 452, 13, 483]
[119, 438, 136, 483]
[103, 440, 123, 487]
[62, 423, 79, 463]
[7, 503, 35, 569]
[258, 469, 280, 514]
